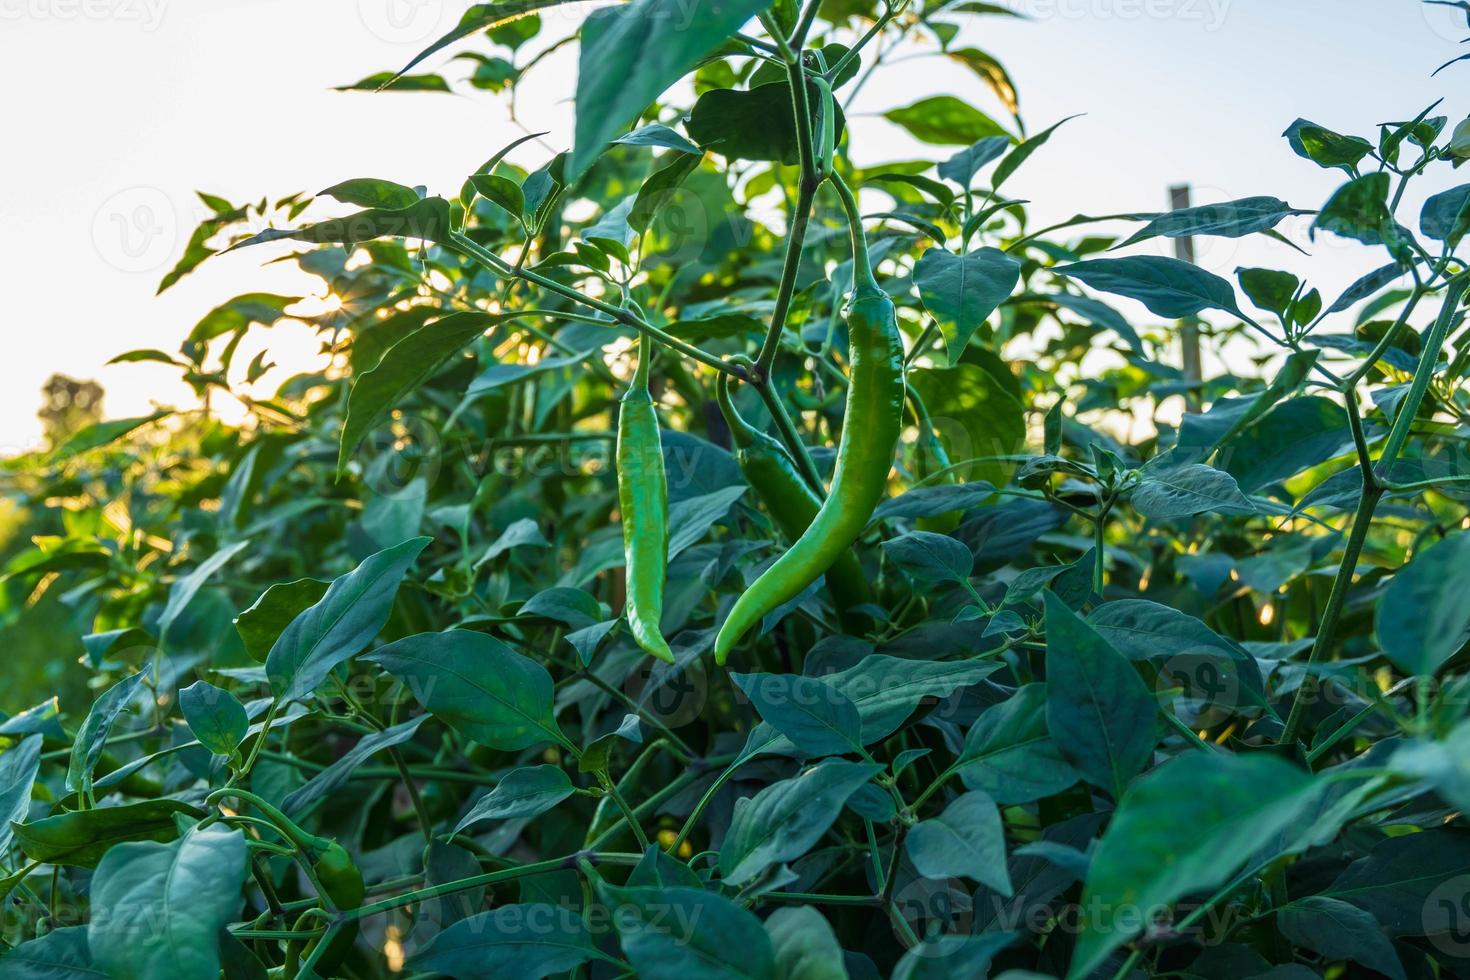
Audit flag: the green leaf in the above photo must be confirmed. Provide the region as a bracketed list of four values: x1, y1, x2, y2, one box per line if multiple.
[13, 799, 204, 868]
[884, 96, 1010, 145]
[1327, 262, 1406, 314]
[992, 114, 1078, 188]
[913, 247, 1021, 360]
[1276, 897, 1406, 980]
[936, 135, 1011, 188]
[1118, 197, 1307, 248]
[947, 47, 1020, 121]
[1420, 183, 1470, 247]
[732, 673, 864, 757]
[596, 881, 775, 980]
[956, 684, 1078, 804]
[520, 586, 602, 629]
[231, 197, 454, 251]
[825, 655, 1001, 744]
[628, 842, 705, 889]
[340, 312, 510, 475]
[892, 934, 1018, 980]
[687, 82, 845, 164]
[1322, 830, 1470, 936]
[1375, 531, 1470, 677]
[88, 823, 247, 980]
[1220, 395, 1350, 493]
[336, 72, 451, 93]
[1313, 173, 1397, 246]
[1054, 256, 1245, 320]
[158, 540, 251, 641]
[570, 0, 775, 180]
[234, 578, 329, 663]
[46, 411, 170, 464]
[907, 363, 1027, 489]
[319, 177, 420, 210]
[1045, 292, 1143, 352]
[1390, 720, 1470, 811]
[764, 906, 849, 980]
[67, 671, 148, 797]
[668, 485, 748, 559]
[1043, 592, 1155, 799]
[1068, 753, 1316, 979]
[880, 530, 975, 583]
[265, 537, 430, 702]
[719, 758, 882, 884]
[178, 681, 248, 758]
[477, 518, 551, 567]
[409, 902, 602, 980]
[396, 0, 581, 78]
[1283, 118, 1374, 174]
[452, 765, 575, 834]
[281, 716, 426, 817]
[1086, 599, 1269, 713]
[470, 173, 526, 221]
[906, 791, 1011, 895]
[1130, 462, 1255, 519]
[631, 151, 705, 234]
[872, 482, 998, 522]
[1238, 267, 1302, 319]
[0, 927, 98, 979]
[614, 123, 703, 155]
[366, 629, 567, 751]
[0, 735, 42, 858]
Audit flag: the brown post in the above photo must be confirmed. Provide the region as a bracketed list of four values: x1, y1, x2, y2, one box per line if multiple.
[1170, 184, 1203, 411]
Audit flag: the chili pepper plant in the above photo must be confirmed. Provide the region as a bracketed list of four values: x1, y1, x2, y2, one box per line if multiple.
[5, 1, 1470, 978]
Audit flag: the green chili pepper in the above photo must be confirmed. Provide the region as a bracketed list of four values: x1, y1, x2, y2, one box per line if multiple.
[717, 374, 871, 631]
[715, 176, 902, 664]
[208, 790, 363, 977]
[282, 838, 363, 978]
[812, 75, 836, 181]
[617, 333, 676, 664]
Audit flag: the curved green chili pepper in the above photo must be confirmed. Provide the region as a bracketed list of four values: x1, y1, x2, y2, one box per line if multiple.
[717, 374, 871, 631]
[617, 333, 676, 664]
[208, 789, 363, 976]
[812, 75, 836, 180]
[715, 176, 903, 664]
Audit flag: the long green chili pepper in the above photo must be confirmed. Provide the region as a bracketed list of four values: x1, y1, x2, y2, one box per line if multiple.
[714, 175, 902, 664]
[617, 333, 676, 664]
[208, 789, 364, 976]
[717, 373, 871, 631]
[812, 75, 836, 180]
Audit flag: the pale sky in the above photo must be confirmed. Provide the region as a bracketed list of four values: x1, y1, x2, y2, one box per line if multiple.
[1, 0, 1464, 452]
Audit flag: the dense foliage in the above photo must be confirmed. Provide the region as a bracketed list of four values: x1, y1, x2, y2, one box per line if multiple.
[6, 2, 1470, 978]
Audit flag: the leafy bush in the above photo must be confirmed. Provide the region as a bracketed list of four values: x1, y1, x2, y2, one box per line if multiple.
[5, 2, 1470, 978]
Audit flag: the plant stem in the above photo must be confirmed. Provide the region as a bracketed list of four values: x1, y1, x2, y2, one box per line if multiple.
[598, 774, 651, 849]
[830, 172, 877, 292]
[338, 852, 643, 922]
[752, 375, 827, 496]
[447, 233, 744, 378]
[756, 180, 817, 378]
[1279, 273, 1467, 745]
